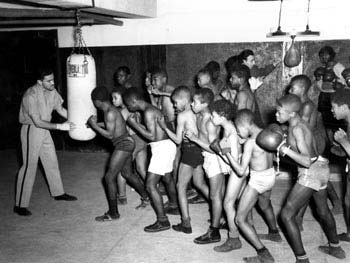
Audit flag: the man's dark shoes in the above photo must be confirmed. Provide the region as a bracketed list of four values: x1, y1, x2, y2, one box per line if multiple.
[188, 194, 207, 204]
[54, 193, 77, 201]
[144, 220, 170, 232]
[14, 206, 32, 216]
[194, 226, 221, 244]
[172, 222, 192, 234]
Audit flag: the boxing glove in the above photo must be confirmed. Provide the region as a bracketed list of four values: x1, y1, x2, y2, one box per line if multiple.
[219, 138, 231, 155]
[277, 140, 291, 157]
[256, 124, 284, 152]
[313, 67, 326, 81]
[342, 68, 350, 87]
[323, 69, 336, 82]
[210, 138, 222, 155]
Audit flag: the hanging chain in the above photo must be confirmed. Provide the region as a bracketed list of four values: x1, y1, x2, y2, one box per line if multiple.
[70, 10, 92, 57]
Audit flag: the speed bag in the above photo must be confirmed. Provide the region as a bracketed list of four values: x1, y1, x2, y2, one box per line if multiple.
[67, 54, 97, 141]
[284, 40, 301, 68]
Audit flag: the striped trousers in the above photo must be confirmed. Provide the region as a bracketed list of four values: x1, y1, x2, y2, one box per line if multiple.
[15, 125, 64, 207]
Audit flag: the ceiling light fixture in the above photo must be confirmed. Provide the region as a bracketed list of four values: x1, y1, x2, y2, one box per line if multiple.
[266, 0, 290, 37]
[297, 0, 320, 36]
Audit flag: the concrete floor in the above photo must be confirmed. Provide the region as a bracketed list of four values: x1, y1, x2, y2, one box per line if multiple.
[0, 149, 349, 263]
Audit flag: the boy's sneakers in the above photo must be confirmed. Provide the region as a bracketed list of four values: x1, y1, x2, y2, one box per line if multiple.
[95, 212, 120, 222]
[194, 226, 221, 244]
[318, 244, 346, 259]
[54, 193, 77, 201]
[144, 220, 170, 233]
[172, 222, 192, 234]
[214, 237, 242, 252]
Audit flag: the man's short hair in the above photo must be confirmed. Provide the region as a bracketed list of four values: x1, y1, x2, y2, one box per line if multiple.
[194, 88, 214, 105]
[276, 94, 302, 113]
[290, 74, 312, 92]
[37, 68, 53, 81]
[230, 65, 251, 81]
[116, 66, 131, 75]
[204, 61, 220, 81]
[235, 109, 254, 125]
[91, 86, 110, 102]
[239, 49, 254, 61]
[122, 87, 143, 103]
[171, 85, 192, 101]
[331, 88, 350, 108]
[319, 46, 336, 61]
[225, 55, 241, 74]
[210, 99, 236, 121]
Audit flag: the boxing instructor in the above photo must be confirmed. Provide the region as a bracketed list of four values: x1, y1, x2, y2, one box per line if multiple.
[15, 68, 77, 216]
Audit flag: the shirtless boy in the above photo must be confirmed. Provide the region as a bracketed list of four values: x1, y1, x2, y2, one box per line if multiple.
[276, 94, 345, 263]
[158, 86, 209, 233]
[123, 88, 178, 232]
[88, 87, 148, 221]
[185, 88, 229, 244]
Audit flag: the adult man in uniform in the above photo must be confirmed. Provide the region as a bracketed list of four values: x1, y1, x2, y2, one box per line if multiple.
[15, 68, 77, 216]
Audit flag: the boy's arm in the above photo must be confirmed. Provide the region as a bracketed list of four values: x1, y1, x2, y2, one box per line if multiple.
[88, 112, 115, 140]
[301, 103, 314, 124]
[151, 89, 171, 97]
[158, 114, 185, 145]
[224, 139, 253, 177]
[128, 112, 156, 141]
[280, 126, 311, 168]
[334, 128, 350, 157]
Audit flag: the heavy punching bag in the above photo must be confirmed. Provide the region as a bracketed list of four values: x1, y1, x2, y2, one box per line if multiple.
[284, 36, 301, 68]
[66, 21, 97, 141]
[67, 54, 96, 141]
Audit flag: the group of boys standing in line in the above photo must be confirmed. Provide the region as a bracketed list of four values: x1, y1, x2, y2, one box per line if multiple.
[15, 46, 350, 263]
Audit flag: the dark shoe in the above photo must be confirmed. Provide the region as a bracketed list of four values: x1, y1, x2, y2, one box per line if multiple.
[188, 194, 207, 204]
[135, 197, 150, 210]
[243, 248, 274, 263]
[194, 226, 221, 244]
[214, 237, 242, 252]
[117, 195, 127, 205]
[54, 193, 77, 201]
[14, 206, 32, 216]
[295, 259, 310, 263]
[172, 222, 192, 234]
[144, 220, 170, 233]
[186, 188, 198, 199]
[258, 232, 283, 242]
[338, 232, 350, 242]
[95, 212, 120, 222]
[164, 205, 180, 215]
[318, 244, 346, 259]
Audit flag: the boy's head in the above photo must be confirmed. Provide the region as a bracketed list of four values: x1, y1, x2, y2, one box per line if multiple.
[331, 88, 350, 120]
[275, 94, 302, 124]
[111, 86, 127, 108]
[114, 66, 131, 87]
[191, 88, 214, 114]
[234, 109, 255, 139]
[171, 86, 192, 113]
[319, 45, 336, 65]
[229, 65, 251, 90]
[123, 88, 144, 112]
[151, 68, 168, 89]
[197, 68, 212, 88]
[204, 61, 221, 82]
[289, 74, 312, 97]
[239, 49, 255, 69]
[91, 86, 110, 109]
[210, 99, 235, 126]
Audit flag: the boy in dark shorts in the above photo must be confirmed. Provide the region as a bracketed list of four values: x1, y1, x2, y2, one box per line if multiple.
[88, 87, 148, 221]
[158, 86, 209, 233]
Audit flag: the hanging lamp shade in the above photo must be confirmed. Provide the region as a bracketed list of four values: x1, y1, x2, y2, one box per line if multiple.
[266, 0, 290, 37]
[297, 0, 320, 36]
